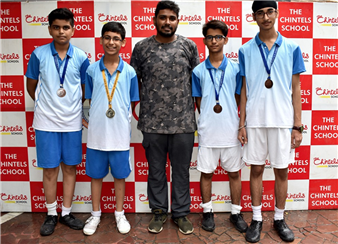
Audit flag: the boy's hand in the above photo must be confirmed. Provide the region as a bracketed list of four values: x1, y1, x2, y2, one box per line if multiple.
[238, 127, 247, 145]
[291, 130, 302, 149]
[82, 118, 88, 129]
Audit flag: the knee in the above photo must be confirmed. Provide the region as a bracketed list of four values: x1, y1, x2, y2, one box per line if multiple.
[62, 165, 77, 176]
[250, 165, 264, 178]
[274, 168, 288, 181]
[43, 168, 59, 180]
[201, 172, 213, 181]
[228, 171, 240, 181]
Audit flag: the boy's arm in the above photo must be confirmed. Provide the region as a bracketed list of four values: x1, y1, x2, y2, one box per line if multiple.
[238, 76, 247, 145]
[291, 73, 302, 149]
[26, 78, 38, 101]
[235, 94, 240, 107]
[195, 97, 201, 114]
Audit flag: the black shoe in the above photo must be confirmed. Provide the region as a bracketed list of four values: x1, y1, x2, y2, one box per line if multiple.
[201, 211, 215, 232]
[245, 220, 263, 243]
[230, 213, 248, 233]
[40, 215, 58, 236]
[274, 219, 295, 242]
[59, 213, 84, 230]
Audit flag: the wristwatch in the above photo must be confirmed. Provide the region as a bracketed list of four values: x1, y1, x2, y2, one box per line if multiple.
[292, 125, 304, 133]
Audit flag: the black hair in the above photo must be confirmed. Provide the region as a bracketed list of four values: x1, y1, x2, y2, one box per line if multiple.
[155, 0, 180, 18]
[48, 8, 74, 27]
[101, 22, 126, 40]
[202, 20, 228, 37]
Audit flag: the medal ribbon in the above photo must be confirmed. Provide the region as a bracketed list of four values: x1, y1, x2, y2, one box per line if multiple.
[53, 55, 70, 89]
[258, 44, 279, 80]
[208, 69, 225, 105]
[102, 70, 120, 110]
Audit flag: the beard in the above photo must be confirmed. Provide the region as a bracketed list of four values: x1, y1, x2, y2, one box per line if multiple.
[155, 23, 177, 38]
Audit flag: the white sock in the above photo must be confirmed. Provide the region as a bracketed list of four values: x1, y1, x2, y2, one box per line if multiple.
[46, 201, 57, 216]
[91, 210, 101, 218]
[231, 204, 242, 215]
[115, 210, 125, 218]
[61, 204, 71, 217]
[274, 206, 284, 221]
[252, 204, 262, 222]
[200, 201, 213, 213]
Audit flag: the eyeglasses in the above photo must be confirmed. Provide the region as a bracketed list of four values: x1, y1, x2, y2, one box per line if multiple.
[102, 35, 123, 42]
[205, 35, 226, 42]
[255, 9, 277, 19]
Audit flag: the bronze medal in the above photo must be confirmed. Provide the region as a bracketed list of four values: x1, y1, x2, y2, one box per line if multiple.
[57, 88, 66, 97]
[106, 108, 115, 118]
[213, 104, 222, 113]
[265, 79, 273, 89]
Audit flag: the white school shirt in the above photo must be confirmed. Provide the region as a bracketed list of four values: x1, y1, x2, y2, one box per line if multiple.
[192, 55, 242, 147]
[239, 32, 306, 128]
[85, 56, 139, 151]
[25, 41, 89, 132]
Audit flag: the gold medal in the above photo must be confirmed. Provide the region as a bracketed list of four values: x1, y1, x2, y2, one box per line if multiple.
[265, 79, 273, 89]
[57, 88, 66, 97]
[102, 70, 120, 119]
[213, 104, 222, 113]
[106, 108, 115, 118]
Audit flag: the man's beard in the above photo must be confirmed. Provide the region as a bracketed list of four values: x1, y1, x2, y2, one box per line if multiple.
[155, 24, 177, 38]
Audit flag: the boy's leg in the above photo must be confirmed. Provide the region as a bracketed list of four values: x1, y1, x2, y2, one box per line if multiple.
[200, 172, 213, 204]
[43, 167, 60, 205]
[245, 164, 264, 243]
[228, 171, 247, 233]
[83, 178, 102, 236]
[91, 178, 103, 212]
[114, 178, 130, 234]
[114, 178, 125, 212]
[60, 163, 76, 208]
[273, 168, 294, 242]
[40, 167, 59, 236]
[268, 129, 294, 242]
[59, 163, 84, 230]
[200, 172, 215, 232]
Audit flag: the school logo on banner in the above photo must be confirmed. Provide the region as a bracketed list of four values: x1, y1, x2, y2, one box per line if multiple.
[131, 1, 158, 37]
[285, 180, 308, 210]
[313, 39, 338, 75]
[289, 146, 310, 180]
[278, 2, 313, 38]
[0, 2, 22, 39]
[58, 1, 94, 37]
[311, 111, 338, 145]
[309, 179, 338, 210]
[0, 147, 29, 181]
[205, 1, 242, 37]
[0, 76, 25, 112]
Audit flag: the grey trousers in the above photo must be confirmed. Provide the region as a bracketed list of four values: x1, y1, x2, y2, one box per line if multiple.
[142, 132, 194, 218]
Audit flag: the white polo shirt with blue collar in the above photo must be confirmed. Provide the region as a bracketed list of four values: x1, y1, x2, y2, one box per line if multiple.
[25, 41, 90, 132]
[192, 55, 242, 148]
[85, 56, 139, 151]
[239, 32, 306, 128]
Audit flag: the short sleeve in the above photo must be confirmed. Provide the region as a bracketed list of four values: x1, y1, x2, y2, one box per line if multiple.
[235, 72, 242, 95]
[292, 46, 306, 75]
[80, 58, 90, 84]
[25, 52, 40, 80]
[192, 71, 202, 97]
[130, 74, 139, 102]
[238, 49, 246, 77]
[85, 71, 93, 99]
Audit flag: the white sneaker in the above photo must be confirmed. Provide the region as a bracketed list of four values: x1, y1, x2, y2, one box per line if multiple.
[83, 216, 100, 235]
[116, 215, 131, 234]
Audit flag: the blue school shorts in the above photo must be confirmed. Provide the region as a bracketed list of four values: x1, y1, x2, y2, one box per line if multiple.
[85, 148, 131, 179]
[35, 130, 82, 168]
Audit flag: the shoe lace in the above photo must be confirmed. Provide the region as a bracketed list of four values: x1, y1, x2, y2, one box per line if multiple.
[86, 216, 100, 225]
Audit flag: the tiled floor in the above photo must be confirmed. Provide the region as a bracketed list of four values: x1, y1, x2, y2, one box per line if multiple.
[1, 210, 337, 243]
